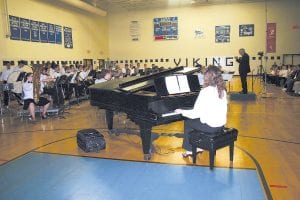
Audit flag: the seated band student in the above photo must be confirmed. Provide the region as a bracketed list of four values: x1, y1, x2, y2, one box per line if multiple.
[285, 65, 300, 92]
[95, 70, 112, 84]
[22, 73, 50, 121]
[175, 66, 228, 157]
[0, 61, 14, 106]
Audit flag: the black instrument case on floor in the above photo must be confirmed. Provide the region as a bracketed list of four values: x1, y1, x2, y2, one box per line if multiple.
[77, 129, 106, 152]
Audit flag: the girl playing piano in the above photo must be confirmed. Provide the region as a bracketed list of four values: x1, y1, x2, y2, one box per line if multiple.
[175, 65, 228, 157]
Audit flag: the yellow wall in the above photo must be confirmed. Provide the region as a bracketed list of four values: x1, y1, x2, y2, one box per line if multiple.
[108, 0, 300, 72]
[1, 0, 299, 72]
[0, 0, 109, 66]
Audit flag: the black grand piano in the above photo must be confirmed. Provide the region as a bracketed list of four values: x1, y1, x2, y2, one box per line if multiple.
[89, 66, 201, 160]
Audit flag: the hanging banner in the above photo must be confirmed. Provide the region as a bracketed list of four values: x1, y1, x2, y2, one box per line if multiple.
[266, 23, 276, 53]
[55, 25, 62, 44]
[20, 18, 30, 41]
[8, 15, 67, 46]
[64, 26, 73, 48]
[39, 22, 48, 43]
[30, 20, 40, 42]
[9, 15, 20, 40]
[48, 23, 56, 43]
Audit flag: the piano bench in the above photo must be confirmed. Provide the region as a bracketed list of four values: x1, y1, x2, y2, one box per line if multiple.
[189, 127, 238, 170]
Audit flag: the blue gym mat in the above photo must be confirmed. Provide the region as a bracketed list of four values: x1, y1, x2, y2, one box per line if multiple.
[0, 152, 265, 200]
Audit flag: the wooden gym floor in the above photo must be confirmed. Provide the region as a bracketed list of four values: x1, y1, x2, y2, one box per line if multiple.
[0, 76, 299, 200]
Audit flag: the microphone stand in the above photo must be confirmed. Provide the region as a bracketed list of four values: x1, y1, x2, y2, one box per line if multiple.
[260, 56, 273, 98]
[54, 76, 66, 119]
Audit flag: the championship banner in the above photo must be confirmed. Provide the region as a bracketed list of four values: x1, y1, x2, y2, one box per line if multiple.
[48, 23, 56, 43]
[39, 22, 48, 43]
[266, 23, 276, 53]
[9, 15, 20, 40]
[63, 27, 73, 48]
[30, 20, 40, 42]
[20, 18, 30, 41]
[55, 25, 62, 44]
[154, 17, 178, 40]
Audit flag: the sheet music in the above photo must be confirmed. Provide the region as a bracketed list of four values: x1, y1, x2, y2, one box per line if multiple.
[165, 76, 180, 94]
[197, 73, 204, 85]
[161, 112, 180, 117]
[177, 75, 190, 93]
[222, 73, 233, 81]
[165, 75, 190, 94]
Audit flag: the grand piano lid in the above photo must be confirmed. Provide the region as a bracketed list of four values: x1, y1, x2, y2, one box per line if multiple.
[89, 66, 185, 93]
[89, 76, 138, 91]
[173, 67, 202, 75]
[118, 66, 185, 93]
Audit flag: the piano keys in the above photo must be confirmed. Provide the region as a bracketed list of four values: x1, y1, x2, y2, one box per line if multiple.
[89, 66, 200, 160]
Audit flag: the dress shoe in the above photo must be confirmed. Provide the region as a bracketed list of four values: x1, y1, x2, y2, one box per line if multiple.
[182, 148, 204, 158]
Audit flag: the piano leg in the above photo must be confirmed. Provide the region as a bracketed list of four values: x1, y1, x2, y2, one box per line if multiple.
[139, 124, 152, 160]
[105, 110, 114, 131]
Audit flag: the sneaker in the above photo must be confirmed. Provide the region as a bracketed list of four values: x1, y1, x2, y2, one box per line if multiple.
[28, 116, 36, 121]
[182, 151, 193, 157]
[182, 149, 204, 158]
[42, 115, 47, 119]
[282, 88, 287, 91]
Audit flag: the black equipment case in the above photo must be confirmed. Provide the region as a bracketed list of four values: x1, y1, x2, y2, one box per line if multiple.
[77, 129, 106, 152]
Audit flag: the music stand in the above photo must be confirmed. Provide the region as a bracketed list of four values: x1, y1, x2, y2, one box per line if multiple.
[53, 75, 67, 118]
[0, 83, 14, 114]
[258, 52, 273, 98]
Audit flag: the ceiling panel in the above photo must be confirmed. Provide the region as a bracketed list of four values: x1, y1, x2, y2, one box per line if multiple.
[81, 0, 271, 12]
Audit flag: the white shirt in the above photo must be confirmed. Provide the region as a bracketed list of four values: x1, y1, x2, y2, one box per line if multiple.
[52, 71, 61, 79]
[95, 78, 107, 84]
[78, 71, 87, 81]
[130, 68, 136, 75]
[270, 70, 276, 75]
[0, 68, 14, 81]
[49, 68, 55, 78]
[22, 81, 33, 100]
[279, 69, 288, 77]
[60, 67, 65, 75]
[65, 71, 74, 77]
[70, 72, 80, 83]
[13, 66, 23, 72]
[40, 74, 49, 93]
[180, 86, 227, 127]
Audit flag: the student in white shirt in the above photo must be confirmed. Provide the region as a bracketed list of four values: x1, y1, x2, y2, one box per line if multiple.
[1, 61, 14, 106]
[175, 66, 228, 157]
[78, 65, 88, 82]
[52, 64, 61, 79]
[14, 60, 25, 72]
[1, 61, 14, 82]
[23, 73, 50, 121]
[95, 71, 112, 84]
[40, 67, 55, 93]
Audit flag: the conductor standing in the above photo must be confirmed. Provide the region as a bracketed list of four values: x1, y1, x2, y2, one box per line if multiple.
[236, 48, 250, 94]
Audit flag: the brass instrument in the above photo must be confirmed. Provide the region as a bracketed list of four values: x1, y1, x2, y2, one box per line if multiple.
[32, 64, 43, 102]
[44, 79, 55, 89]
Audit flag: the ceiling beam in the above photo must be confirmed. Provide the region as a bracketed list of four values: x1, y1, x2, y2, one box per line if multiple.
[57, 0, 107, 16]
